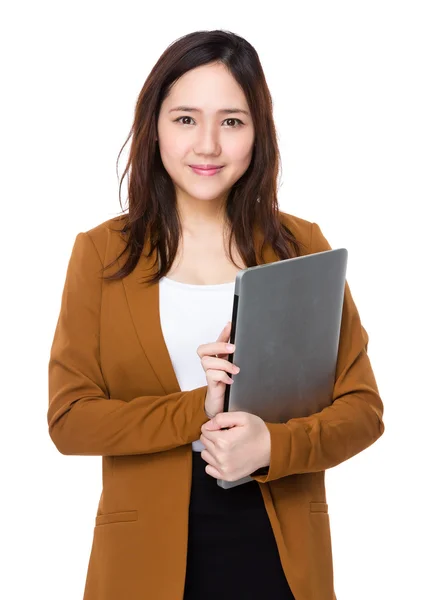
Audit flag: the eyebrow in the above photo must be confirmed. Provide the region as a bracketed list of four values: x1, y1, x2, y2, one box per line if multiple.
[168, 105, 250, 116]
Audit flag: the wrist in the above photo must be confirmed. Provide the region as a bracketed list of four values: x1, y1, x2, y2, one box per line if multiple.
[259, 422, 271, 468]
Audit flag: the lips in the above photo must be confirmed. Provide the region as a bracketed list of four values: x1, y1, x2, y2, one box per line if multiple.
[189, 165, 224, 176]
[189, 164, 224, 170]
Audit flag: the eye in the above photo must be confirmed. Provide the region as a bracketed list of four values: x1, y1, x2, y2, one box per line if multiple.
[223, 118, 243, 128]
[174, 116, 196, 126]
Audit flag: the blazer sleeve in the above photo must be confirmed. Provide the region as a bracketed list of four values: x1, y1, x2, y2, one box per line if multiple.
[47, 231, 209, 457]
[251, 222, 385, 482]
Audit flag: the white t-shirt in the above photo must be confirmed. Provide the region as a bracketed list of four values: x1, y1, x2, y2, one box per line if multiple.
[158, 276, 235, 452]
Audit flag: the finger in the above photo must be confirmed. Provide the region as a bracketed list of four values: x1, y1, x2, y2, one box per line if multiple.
[196, 323, 233, 359]
[200, 431, 217, 447]
[204, 463, 223, 479]
[205, 368, 234, 386]
[200, 448, 219, 469]
[210, 411, 248, 429]
[202, 356, 239, 374]
[197, 340, 235, 359]
[214, 323, 232, 353]
[217, 321, 232, 342]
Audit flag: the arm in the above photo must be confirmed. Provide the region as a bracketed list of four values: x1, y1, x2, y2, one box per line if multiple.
[251, 222, 385, 482]
[48, 232, 209, 457]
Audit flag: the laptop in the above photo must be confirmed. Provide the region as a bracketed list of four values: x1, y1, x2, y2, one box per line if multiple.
[217, 248, 348, 489]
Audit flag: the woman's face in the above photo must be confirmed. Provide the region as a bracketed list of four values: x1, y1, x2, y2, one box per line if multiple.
[157, 62, 255, 206]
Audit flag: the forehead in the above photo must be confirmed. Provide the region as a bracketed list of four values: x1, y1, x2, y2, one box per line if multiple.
[164, 63, 249, 110]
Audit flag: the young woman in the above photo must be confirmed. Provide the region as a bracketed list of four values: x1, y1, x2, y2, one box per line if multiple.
[48, 29, 385, 600]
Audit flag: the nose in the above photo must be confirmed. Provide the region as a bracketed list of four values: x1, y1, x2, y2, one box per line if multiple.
[193, 123, 221, 156]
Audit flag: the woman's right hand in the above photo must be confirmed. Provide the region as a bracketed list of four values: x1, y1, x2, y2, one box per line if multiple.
[197, 322, 240, 419]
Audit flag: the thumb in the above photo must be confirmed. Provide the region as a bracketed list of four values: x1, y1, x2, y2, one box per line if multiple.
[216, 321, 232, 342]
[203, 411, 246, 431]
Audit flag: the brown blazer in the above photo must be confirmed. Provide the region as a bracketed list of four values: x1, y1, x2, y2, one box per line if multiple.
[48, 211, 384, 600]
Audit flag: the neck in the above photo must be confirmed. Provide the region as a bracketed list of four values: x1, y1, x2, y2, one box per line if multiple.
[175, 189, 229, 237]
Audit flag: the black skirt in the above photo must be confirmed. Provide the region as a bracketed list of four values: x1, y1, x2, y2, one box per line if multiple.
[183, 451, 295, 600]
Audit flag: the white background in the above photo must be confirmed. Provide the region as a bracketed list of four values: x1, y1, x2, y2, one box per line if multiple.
[1, 1, 446, 598]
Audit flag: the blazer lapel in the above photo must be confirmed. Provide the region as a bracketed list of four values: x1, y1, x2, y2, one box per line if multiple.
[119, 238, 181, 396]
[118, 225, 279, 397]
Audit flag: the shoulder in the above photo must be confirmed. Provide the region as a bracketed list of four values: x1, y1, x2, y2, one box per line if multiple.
[278, 210, 312, 246]
[278, 210, 330, 253]
[81, 214, 129, 263]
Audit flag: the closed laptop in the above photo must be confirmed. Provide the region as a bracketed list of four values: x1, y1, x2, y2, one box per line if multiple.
[217, 248, 348, 489]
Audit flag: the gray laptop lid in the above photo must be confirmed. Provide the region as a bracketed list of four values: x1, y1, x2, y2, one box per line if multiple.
[217, 248, 348, 489]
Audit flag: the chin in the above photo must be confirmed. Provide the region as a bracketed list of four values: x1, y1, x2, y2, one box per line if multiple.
[183, 184, 231, 202]
[190, 192, 227, 202]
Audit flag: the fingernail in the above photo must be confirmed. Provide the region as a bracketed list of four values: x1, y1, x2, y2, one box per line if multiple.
[226, 344, 235, 350]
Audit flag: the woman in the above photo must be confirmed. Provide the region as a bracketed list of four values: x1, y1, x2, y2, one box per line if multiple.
[48, 29, 385, 600]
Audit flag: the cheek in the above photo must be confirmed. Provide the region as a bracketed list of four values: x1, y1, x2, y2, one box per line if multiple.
[225, 136, 254, 166]
[231, 146, 254, 171]
[159, 137, 186, 160]
[157, 122, 187, 160]
[158, 141, 190, 179]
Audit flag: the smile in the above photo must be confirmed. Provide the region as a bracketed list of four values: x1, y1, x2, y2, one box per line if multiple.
[189, 166, 224, 176]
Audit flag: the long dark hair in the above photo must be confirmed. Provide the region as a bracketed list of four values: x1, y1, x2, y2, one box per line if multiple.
[103, 29, 302, 284]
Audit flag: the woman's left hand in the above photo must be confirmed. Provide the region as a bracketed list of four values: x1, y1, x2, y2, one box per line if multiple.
[200, 412, 271, 480]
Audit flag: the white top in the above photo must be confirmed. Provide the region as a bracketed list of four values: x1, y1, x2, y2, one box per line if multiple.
[158, 276, 235, 452]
